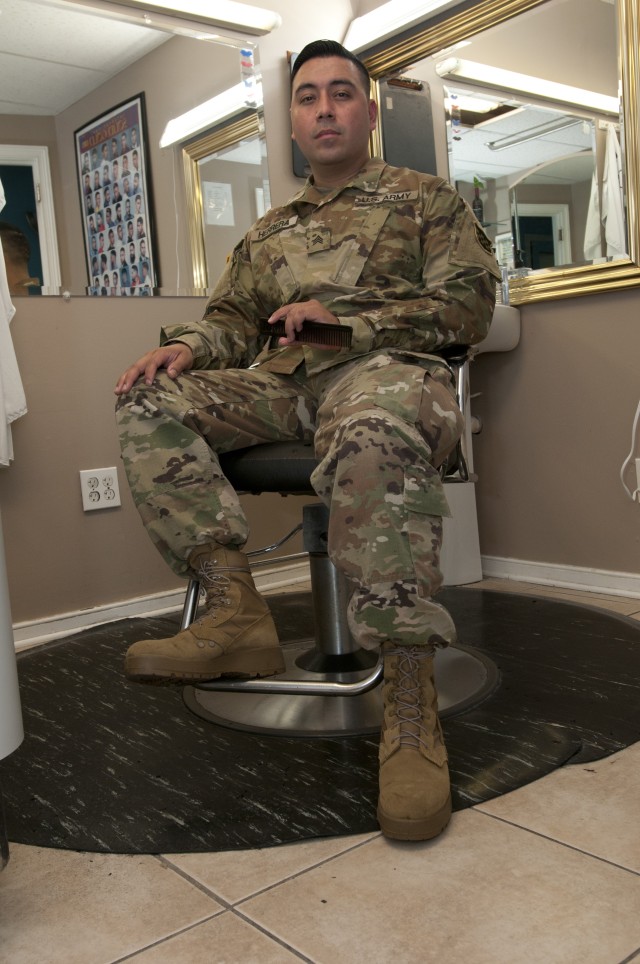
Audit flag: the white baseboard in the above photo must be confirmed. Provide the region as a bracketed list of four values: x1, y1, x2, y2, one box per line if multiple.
[481, 555, 640, 599]
[15, 554, 640, 653]
[13, 559, 311, 652]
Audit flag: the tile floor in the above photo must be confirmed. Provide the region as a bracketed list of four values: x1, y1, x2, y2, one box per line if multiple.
[2, 579, 640, 964]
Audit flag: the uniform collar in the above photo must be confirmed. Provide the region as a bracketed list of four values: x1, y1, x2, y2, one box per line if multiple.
[290, 157, 387, 210]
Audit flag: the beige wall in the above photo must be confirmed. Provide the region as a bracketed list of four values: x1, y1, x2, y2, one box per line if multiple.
[473, 287, 640, 575]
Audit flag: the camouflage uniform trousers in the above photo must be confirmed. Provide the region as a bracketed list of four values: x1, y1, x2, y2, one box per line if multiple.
[115, 351, 463, 650]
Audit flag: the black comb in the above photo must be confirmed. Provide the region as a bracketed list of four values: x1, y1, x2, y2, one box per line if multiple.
[260, 320, 352, 349]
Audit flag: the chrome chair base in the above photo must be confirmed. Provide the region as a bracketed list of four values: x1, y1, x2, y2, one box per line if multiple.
[183, 639, 499, 737]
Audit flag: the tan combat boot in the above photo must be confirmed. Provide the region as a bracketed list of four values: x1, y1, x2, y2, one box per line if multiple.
[377, 643, 451, 841]
[124, 544, 285, 684]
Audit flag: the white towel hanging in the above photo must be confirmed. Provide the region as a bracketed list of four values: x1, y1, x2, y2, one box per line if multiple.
[602, 123, 626, 258]
[582, 168, 602, 261]
[0, 179, 28, 466]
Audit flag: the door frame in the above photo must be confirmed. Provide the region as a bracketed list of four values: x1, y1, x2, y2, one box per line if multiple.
[0, 144, 61, 292]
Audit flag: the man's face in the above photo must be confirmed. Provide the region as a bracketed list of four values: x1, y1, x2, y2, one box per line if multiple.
[290, 56, 376, 185]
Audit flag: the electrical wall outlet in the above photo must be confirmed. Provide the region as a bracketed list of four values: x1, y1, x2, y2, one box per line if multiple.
[79, 467, 121, 511]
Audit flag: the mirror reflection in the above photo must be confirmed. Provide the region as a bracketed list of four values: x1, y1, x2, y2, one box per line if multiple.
[373, 0, 623, 289]
[443, 87, 604, 272]
[181, 114, 270, 291]
[0, 0, 269, 296]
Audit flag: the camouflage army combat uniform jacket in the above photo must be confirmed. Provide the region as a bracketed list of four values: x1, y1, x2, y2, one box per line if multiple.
[160, 158, 500, 376]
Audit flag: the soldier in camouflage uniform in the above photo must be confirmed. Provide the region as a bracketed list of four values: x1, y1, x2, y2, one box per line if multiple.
[115, 40, 500, 841]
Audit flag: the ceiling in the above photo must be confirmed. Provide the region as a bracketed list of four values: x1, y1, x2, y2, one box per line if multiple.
[0, 0, 170, 115]
[442, 91, 597, 184]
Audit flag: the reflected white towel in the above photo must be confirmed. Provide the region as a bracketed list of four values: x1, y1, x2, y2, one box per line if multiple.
[0, 180, 28, 466]
[602, 124, 626, 258]
[583, 169, 602, 261]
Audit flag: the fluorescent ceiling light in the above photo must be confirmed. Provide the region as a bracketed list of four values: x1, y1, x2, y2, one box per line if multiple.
[47, 0, 281, 36]
[114, 0, 280, 33]
[343, 0, 457, 53]
[487, 117, 582, 151]
[435, 59, 619, 115]
[160, 81, 262, 147]
[444, 93, 502, 114]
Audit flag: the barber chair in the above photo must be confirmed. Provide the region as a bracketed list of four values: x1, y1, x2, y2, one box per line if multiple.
[182, 348, 499, 737]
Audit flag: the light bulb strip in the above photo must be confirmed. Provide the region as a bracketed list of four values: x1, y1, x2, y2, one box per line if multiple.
[343, 0, 456, 53]
[436, 58, 619, 115]
[160, 81, 263, 148]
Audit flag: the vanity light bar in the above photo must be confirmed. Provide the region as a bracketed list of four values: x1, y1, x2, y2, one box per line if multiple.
[435, 58, 619, 115]
[159, 81, 263, 148]
[112, 0, 281, 34]
[343, 0, 459, 53]
[487, 116, 583, 151]
[47, 0, 281, 36]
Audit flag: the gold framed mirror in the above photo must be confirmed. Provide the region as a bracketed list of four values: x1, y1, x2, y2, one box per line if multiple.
[182, 112, 267, 291]
[362, 0, 640, 305]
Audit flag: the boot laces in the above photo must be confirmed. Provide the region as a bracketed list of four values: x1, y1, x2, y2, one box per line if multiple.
[388, 645, 439, 752]
[195, 560, 232, 618]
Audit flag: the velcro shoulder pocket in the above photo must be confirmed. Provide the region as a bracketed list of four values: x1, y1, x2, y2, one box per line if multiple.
[450, 213, 501, 281]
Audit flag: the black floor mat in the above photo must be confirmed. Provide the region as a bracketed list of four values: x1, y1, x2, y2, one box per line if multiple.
[2, 588, 640, 854]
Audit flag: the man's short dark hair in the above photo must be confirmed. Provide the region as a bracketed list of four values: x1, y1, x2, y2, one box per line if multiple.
[291, 40, 370, 96]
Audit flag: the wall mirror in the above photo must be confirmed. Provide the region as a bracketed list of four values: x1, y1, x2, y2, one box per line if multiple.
[363, 0, 640, 305]
[182, 113, 269, 292]
[0, 0, 269, 297]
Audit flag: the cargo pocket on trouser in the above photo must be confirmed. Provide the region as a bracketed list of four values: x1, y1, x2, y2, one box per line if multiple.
[404, 462, 452, 599]
[345, 460, 457, 651]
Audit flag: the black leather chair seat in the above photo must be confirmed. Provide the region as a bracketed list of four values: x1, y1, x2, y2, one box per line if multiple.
[220, 441, 318, 495]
